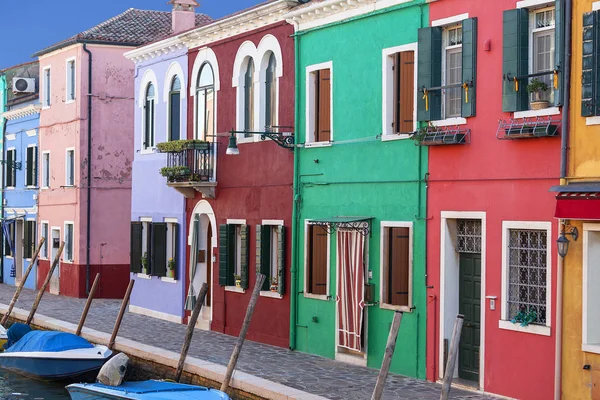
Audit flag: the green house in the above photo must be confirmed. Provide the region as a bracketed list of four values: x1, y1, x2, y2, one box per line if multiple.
[286, 0, 429, 378]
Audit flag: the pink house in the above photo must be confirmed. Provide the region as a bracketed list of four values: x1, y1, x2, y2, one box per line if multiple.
[34, 9, 193, 298]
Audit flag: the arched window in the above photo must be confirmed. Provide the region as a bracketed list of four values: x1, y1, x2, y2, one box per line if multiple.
[244, 59, 255, 135]
[196, 64, 215, 141]
[169, 77, 181, 141]
[265, 53, 277, 131]
[144, 83, 155, 149]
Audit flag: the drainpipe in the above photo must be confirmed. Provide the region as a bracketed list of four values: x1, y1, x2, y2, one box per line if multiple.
[83, 43, 93, 295]
[0, 98, 6, 284]
[555, 0, 571, 398]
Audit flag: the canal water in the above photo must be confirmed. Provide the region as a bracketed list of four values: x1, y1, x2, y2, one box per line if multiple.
[0, 371, 69, 399]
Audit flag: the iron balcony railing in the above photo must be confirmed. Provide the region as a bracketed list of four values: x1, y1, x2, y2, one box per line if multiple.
[163, 142, 216, 183]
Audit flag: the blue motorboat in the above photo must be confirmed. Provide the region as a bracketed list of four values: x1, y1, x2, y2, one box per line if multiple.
[0, 330, 112, 380]
[66, 380, 231, 399]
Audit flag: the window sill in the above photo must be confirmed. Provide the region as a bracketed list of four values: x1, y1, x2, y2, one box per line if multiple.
[5, 134, 16, 141]
[42, 106, 51, 111]
[304, 141, 332, 148]
[304, 293, 329, 301]
[431, 117, 467, 127]
[516, 0, 554, 8]
[381, 134, 411, 142]
[586, 116, 600, 126]
[225, 286, 245, 293]
[582, 343, 600, 355]
[62, 260, 74, 264]
[41, 187, 50, 190]
[513, 107, 560, 119]
[161, 277, 177, 284]
[63, 185, 75, 188]
[65, 99, 75, 105]
[380, 303, 413, 313]
[237, 137, 258, 145]
[260, 291, 283, 299]
[136, 273, 151, 280]
[498, 320, 551, 336]
[140, 149, 156, 155]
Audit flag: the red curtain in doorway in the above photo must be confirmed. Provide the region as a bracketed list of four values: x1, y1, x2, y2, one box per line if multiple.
[336, 230, 365, 352]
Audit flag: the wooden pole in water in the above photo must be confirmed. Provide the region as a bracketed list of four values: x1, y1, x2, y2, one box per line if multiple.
[1, 238, 46, 326]
[371, 311, 403, 400]
[26, 241, 64, 325]
[175, 282, 209, 382]
[440, 314, 464, 400]
[220, 274, 265, 393]
[76, 273, 101, 336]
[108, 279, 135, 350]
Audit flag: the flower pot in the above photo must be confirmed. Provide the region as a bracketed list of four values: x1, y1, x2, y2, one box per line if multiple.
[167, 269, 174, 279]
[530, 100, 549, 110]
[270, 285, 278, 292]
[235, 279, 241, 288]
[141, 267, 148, 275]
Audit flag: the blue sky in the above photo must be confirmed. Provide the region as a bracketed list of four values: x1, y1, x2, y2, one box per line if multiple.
[0, 0, 265, 70]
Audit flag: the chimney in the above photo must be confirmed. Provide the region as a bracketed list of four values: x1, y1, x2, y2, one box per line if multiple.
[168, 0, 199, 34]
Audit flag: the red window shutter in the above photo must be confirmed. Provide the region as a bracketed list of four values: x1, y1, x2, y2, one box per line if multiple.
[389, 227, 410, 306]
[316, 69, 331, 142]
[397, 52, 415, 134]
[309, 225, 328, 295]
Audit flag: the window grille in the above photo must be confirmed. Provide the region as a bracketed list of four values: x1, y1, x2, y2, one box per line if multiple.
[508, 229, 547, 324]
[456, 219, 481, 254]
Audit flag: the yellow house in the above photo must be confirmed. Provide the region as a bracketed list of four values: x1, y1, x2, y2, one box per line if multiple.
[552, 0, 600, 398]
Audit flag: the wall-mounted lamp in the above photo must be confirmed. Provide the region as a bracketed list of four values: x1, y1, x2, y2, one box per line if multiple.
[557, 222, 578, 258]
[226, 127, 295, 156]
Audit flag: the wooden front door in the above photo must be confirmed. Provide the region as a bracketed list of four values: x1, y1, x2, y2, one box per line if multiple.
[458, 252, 481, 383]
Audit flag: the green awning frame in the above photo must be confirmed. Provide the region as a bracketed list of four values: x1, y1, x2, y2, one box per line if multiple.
[309, 217, 373, 236]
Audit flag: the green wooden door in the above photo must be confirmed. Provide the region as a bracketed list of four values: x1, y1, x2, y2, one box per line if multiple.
[458, 253, 481, 382]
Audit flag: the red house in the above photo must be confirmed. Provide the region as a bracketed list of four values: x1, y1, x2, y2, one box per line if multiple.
[421, 0, 563, 398]
[168, 0, 297, 347]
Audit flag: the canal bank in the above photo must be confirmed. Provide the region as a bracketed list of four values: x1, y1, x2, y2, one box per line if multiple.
[0, 285, 497, 400]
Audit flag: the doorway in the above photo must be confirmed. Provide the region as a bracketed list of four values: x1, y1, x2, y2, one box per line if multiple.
[458, 252, 481, 382]
[15, 220, 23, 283]
[50, 228, 60, 294]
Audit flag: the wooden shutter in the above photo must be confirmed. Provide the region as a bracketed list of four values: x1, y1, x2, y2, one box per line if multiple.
[394, 52, 415, 134]
[219, 224, 229, 286]
[256, 225, 271, 291]
[33, 147, 38, 187]
[130, 222, 142, 273]
[417, 27, 442, 122]
[309, 225, 328, 295]
[240, 225, 250, 290]
[316, 70, 331, 142]
[6, 150, 13, 188]
[502, 9, 529, 112]
[389, 227, 410, 307]
[152, 222, 167, 277]
[173, 223, 179, 280]
[23, 220, 30, 259]
[583, 11, 599, 116]
[554, 0, 564, 107]
[26, 147, 34, 187]
[461, 18, 478, 118]
[277, 225, 285, 296]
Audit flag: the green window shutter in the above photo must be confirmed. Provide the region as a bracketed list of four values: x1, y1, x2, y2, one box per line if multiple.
[240, 224, 249, 290]
[6, 150, 13, 188]
[582, 11, 597, 116]
[260, 225, 271, 291]
[173, 223, 179, 280]
[255, 224, 262, 275]
[596, 11, 600, 116]
[462, 18, 478, 118]
[130, 222, 142, 273]
[502, 8, 529, 112]
[219, 224, 229, 286]
[417, 26, 442, 122]
[26, 147, 33, 187]
[554, 0, 564, 107]
[24, 220, 30, 259]
[277, 225, 285, 296]
[152, 222, 167, 277]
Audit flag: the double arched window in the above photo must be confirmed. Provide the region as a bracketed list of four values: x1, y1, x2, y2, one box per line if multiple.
[169, 77, 181, 141]
[196, 64, 215, 141]
[144, 83, 155, 149]
[265, 52, 277, 130]
[243, 60, 255, 136]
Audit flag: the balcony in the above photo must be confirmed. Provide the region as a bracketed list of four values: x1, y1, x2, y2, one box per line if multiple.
[157, 140, 216, 199]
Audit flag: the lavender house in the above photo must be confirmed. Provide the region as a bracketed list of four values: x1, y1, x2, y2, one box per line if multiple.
[125, 0, 211, 323]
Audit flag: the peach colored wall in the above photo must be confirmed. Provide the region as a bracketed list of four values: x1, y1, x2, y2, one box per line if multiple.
[39, 44, 134, 268]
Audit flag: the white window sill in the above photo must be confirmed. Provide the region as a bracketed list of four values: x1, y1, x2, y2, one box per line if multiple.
[42, 106, 51, 111]
[5, 187, 15, 190]
[380, 303, 413, 313]
[431, 117, 467, 127]
[225, 286, 245, 293]
[513, 107, 560, 119]
[26, 131, 37, 137]
[237, 137, 258, 144]
[140, 149, 155, 155]
[304, 141, 333, 148]
[516, 0, 554, 8]
[136, 273, 151, 280]
[26, 186, 38, 190]
[6, 256, 14, 259]
[260, 291, 283, 299]
[381, 133, 411, 142]
[586, 116, 600, 126]
[62, 260, 74, 264]
[161, 277, 177, 284]
[5, 134, 16, 141]
[41, 187, 50, 190]
[304, 293, 329, 301]
[498, 320, 551, 336]
[65, 99, 75, 105]
[582, 343, 600, 354]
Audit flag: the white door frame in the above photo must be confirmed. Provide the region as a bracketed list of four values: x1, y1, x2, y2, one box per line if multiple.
[15, 219, 24, 283]
[439, 211, 486, 389]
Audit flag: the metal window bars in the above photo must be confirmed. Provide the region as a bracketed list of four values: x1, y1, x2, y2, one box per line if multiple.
[164, 142, 216, 183]
[412, 124, 470, 146]
[496, 116, 560, 140]
[456, 219, 482, 254]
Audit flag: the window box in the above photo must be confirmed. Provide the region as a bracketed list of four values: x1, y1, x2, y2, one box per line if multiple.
[411, 125, 469, 146]
[156, 140, 210, 153]
[498, 117, 559, 139]
[160, 166, 191, 178]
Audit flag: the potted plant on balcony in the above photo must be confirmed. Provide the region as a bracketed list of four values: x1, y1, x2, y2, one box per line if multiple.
[527, 78, 549, 110]
[234, 274, 242, 288]
[167, 258, 176, 279]
[156, 139, 210, 153]
[141, 252, 149, 275]
[160, 166, 190, 178]
[270, 276, 279, 292]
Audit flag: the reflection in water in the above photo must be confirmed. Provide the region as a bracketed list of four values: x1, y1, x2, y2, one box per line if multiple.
[0, 370, 69, 399]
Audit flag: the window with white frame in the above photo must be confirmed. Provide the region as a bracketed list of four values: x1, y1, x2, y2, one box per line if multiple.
[257, 223, 285, 293]
[169, 77, 181, 141]
[26, 146, 38, 187]
[306, 63, 332, 144]
[243, 59, 255, 136]
[41, 222, 49, 259]
[503, 223, 550, 326]
[530, 6, 555, 104]
[383, 44, 416, 136]
[305, 224, 328, 296]
[265, 53, 278, 130]
[196, 64, 215, 141]
[381, 223, 412, 309]
[64, 222, 74, 261]
[42, 152, 50, 188]
[443, 25, 463, 119]
[66, 59, 76, 102]
[43, 67, 51, 107]
[65, 149, 74, 187]
[4, 222, 15, 257]
[24, 220, 36, 259]
[6, 149, 16, 188]
[144, 83, 156, 149]
[140, 219, 152, 274]
[583, 225, 600, 351]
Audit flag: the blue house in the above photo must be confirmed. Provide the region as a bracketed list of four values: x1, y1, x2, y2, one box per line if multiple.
[1, 61, 40, 289]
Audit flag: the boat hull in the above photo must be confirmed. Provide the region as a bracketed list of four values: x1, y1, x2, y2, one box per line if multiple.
[0, 355, 107, 380]
[67, 381, 231, 400]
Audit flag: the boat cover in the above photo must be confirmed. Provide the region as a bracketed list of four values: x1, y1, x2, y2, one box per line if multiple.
[5, 331, 94, 353]
[4, 323, 32, 349]
[93, 381, 211, 394]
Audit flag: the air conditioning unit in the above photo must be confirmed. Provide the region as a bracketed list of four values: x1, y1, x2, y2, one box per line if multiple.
[12, 78, 35, 94]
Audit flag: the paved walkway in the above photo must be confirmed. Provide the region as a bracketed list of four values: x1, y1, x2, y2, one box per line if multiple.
[0, 284, 497, 400]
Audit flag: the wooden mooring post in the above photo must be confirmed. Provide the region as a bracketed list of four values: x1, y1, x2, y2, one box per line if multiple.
[76, 273, 101, 336]
[1, 238, 46, 326]
[371, 311, 403, 400]
[220, 274, 265, 393]
[108, 279, 135, 350]
[26, 241, 64, 325]
[175, 282, 209, 382]
[440, 314, 464, 400]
